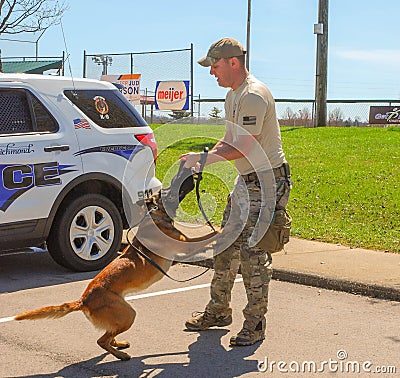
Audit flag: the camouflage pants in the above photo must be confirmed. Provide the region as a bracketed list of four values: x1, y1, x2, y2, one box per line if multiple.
[205, 169, 291, 332]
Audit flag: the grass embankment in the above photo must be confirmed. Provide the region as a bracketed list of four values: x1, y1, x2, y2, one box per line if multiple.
[151, 123, 400, 253]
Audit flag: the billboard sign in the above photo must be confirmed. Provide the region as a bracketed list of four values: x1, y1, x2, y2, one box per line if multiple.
[155, 80, 189, 110]
[369, 106, 400, 124]
[101, 74, 141, 104]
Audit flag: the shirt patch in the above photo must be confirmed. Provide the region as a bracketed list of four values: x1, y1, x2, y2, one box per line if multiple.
[243, 116, 256, 125]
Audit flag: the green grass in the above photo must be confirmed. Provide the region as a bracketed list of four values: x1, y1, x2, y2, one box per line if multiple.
[151, 123, 236, 225]
[151, 123, 400, 253]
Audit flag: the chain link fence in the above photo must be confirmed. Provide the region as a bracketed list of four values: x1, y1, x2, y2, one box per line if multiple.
[194, 98, 400, 127]
[83, 47, 193, 122]
[82, 48, 399, 126]
[3, 49, 398, 127]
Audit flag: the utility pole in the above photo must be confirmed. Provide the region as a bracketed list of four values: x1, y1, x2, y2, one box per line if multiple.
[314, 0, 329, 127]
[246, 0, 251, 70]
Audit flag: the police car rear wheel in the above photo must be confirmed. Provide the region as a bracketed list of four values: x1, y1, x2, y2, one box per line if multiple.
[47, 193, 123, 271]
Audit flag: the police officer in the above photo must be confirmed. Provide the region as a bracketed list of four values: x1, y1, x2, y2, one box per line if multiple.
[180, 37, 291, 346]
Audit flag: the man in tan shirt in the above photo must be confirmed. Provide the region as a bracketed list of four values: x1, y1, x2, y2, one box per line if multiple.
[181, 38, 291, 346]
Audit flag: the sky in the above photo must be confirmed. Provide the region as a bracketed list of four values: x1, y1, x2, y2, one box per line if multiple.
[1, 0, 400, 102]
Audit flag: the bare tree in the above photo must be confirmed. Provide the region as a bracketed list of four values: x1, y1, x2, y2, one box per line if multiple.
[329, 107, 344, 126]
[299, 107, 311, 127]
[282, 107, 296, 126]
[0, 0, 67, 36]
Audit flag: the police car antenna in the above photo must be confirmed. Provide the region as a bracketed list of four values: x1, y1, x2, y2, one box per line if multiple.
[60, 18, 77, 95]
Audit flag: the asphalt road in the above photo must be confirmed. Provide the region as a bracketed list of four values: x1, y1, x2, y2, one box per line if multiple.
[0, 250, 399, 378]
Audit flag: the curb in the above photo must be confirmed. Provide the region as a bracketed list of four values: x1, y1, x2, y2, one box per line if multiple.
[187, 260, 400, 302]
[272, 269, 400, 302]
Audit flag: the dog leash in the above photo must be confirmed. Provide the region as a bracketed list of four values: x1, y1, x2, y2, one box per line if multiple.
[194, 147, 216, 232]
[122, 154, 215, 283]
[126, 227, 210, 283]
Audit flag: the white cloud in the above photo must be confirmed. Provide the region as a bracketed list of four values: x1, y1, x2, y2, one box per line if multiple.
[333, 48, 400, 65]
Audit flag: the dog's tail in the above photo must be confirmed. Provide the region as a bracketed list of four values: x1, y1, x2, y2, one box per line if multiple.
[14, 300, 82, 321]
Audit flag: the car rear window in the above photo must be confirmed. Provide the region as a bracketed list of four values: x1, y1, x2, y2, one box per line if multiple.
[0, 88, 58, 135]
[64, 89, 147, 128]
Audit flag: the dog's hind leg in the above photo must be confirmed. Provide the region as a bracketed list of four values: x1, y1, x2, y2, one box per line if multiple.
[91, 296, 136, 360]
[97, 329, 134, 361]
[98, 331, 132, 361]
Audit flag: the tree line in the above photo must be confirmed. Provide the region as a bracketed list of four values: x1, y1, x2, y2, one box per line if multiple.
[280, 106, 365, 127]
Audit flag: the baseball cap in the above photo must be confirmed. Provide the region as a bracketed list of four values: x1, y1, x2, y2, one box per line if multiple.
[198, 38, 246, 67]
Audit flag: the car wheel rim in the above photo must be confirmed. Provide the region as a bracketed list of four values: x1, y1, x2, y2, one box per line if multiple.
[69, 205, 115, 261]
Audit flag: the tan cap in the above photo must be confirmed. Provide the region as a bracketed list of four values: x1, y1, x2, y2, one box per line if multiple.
[198, 38, 246, 67]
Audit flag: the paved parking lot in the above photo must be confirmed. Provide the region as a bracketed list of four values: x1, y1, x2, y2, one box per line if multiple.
[1, 250, 399, 377]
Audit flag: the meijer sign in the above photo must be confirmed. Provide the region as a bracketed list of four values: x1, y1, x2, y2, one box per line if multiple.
[155, 81, 189, 110]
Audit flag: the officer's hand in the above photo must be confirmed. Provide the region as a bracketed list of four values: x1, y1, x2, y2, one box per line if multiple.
[180, 152, 201, 171]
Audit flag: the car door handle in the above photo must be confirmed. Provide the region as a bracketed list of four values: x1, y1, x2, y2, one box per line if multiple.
[44, 145, 70, 152]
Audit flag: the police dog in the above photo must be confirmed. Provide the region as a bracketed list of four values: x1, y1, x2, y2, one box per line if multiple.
[15, 190, 217, 360]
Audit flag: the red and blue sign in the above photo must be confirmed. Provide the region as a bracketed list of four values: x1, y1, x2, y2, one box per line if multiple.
[155, 81, 189, 110]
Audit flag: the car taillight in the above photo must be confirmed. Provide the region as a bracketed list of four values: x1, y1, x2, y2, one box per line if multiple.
[135, 133, 158, 162]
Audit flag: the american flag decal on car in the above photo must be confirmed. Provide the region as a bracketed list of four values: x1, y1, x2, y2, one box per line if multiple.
[73, 118, 91, 129]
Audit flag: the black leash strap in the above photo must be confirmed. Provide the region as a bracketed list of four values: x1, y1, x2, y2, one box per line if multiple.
[126, 227, 210, 283]
[195, 147, 216, 232]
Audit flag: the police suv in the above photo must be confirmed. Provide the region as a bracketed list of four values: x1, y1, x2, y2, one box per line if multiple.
[0, 73, 161, 271]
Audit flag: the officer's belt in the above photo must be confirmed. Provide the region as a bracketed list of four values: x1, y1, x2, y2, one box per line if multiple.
[241, 164, 290, 183]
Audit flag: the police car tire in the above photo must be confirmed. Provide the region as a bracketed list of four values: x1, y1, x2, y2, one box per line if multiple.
[47, 193, 123, 272]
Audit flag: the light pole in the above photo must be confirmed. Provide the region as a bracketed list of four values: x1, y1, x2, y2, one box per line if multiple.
[92, 55, 113, 76]
[246, 0, 251, 70]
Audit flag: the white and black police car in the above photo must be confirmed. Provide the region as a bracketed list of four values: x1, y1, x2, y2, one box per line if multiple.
[0, 73, 161, 271]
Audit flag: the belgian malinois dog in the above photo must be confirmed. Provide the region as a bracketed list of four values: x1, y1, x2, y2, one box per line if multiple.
[15, 189, 217, 360]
